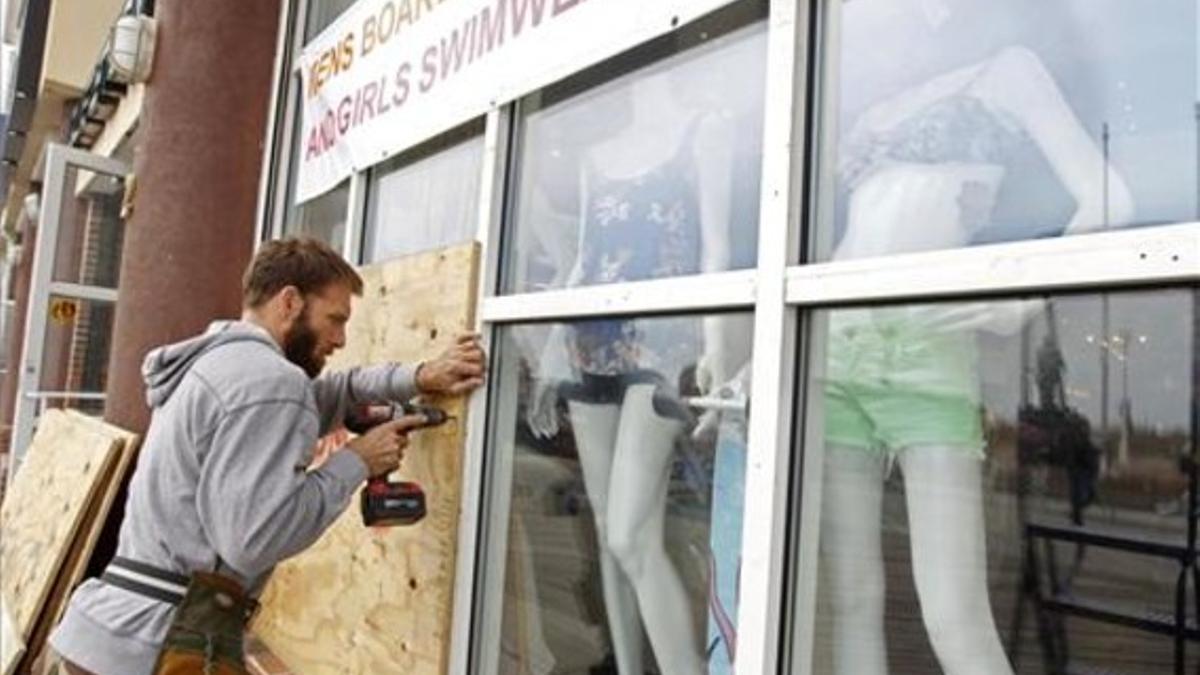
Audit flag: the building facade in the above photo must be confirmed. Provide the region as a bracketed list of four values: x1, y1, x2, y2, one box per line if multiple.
[1, 0, 1197, 672]
[259, 0, 1200, 672]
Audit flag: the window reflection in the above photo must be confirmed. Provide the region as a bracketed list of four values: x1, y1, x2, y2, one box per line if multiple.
[363, 131, 483, 263]
[281, 73, 348, 255]
[818, 0, 1200, 261]
[502, 16, 766, 294]
[283, 179, 348, 255]
[305, 0, 358, 41]
[490, 313, 753, 674]
[802, 289, 1198, 673]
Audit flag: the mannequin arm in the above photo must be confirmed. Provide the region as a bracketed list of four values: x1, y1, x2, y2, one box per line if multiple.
[525, 169, 591, 437]
[694, 113, 737, 392]
[975, 45, 1135, 233]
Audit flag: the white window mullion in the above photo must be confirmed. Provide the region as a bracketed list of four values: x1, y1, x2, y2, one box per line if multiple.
[344, 170, 367, 263]
[736, 0, 811, 673]
[479, 269, 757, 323]
[451, 105, 511, 675]
[787, 222, 1200, 307]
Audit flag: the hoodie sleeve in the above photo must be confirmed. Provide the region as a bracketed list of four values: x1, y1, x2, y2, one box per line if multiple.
[194, 399, 368, 579]
[310, 363, 421, 434]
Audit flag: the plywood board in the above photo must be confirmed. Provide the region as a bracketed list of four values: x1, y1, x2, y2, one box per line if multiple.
[18, 416, 139, 673]
[253, 242, 480, 674]
[0, 409, 126, 675]
[0, 599, 23, 675]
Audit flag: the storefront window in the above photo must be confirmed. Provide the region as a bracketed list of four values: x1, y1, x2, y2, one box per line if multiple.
[363, 124, 484, 263]
[814, 0, 1199, 261]
[283, 179, 349, 254]
[488, 312, 754, 673]
[795, 288, 1197, 673]
[500, 12, 767, 294]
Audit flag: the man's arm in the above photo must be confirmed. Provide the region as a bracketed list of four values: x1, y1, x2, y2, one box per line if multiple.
[311, 364, 420, 435]
[194, 399, 368, 580]
[312, 334, 487, 434]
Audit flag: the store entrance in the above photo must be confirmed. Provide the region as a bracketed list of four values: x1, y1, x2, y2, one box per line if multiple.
[9, 144, 130, 479]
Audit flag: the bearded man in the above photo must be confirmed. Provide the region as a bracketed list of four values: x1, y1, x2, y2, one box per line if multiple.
[45, 237, 486, 674]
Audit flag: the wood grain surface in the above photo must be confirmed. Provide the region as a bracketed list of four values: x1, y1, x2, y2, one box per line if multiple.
[18, 415, 139, 672]
[0, 410, 132, 674]
[0, 599, 23, 675]
[252, 243, 480, 674]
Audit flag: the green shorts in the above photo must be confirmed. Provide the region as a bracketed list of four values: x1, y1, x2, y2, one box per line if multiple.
[822, 308, 985, 453]
[825, 382, 983, 452]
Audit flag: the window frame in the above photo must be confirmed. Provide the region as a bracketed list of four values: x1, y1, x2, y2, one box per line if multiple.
[360, 118, 488, 265]
[255, 0, 1200, 672]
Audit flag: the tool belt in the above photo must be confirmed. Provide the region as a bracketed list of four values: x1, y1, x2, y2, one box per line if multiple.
[102, 557, 256, 675]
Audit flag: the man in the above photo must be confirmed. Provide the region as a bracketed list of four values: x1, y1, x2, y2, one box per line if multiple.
[45, 238, 486, 674]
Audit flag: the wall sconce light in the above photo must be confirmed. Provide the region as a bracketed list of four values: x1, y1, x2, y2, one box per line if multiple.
[108, 15, 157, 84]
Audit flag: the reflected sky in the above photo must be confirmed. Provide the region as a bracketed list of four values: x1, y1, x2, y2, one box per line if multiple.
[978, 290, 1194, 434]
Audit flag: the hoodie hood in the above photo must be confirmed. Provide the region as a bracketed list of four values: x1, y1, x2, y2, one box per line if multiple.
[142, 321, 281, 408]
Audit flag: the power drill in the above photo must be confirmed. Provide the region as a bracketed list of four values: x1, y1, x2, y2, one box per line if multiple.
[344, 401, 452, 527]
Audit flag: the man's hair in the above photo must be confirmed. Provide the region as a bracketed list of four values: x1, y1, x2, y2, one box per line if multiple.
[242, 237, 363, 308]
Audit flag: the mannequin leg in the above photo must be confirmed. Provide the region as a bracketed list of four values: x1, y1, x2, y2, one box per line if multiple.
[820, 445, 889, 675]
[900, 446, 1012, 675]
[568, 401, 645, 674]
[605, 384, 703, 675]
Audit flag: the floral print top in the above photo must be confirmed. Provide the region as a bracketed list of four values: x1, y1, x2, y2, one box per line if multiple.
[570, 122, 703, 377]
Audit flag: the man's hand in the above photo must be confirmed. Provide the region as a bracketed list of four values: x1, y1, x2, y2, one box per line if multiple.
[416, 333, 486, 396]
[345, 414, 428, 477]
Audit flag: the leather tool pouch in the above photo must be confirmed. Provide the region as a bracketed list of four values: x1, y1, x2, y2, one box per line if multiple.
[152, 572, 256, 675]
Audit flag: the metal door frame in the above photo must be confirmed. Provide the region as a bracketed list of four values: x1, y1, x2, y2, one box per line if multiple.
[9, 143, 128, 480]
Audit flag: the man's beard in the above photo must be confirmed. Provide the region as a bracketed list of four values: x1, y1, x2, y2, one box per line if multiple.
[283, 308, 324, 378]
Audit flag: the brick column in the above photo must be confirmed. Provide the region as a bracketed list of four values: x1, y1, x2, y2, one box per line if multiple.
[104, 0, 283, 431]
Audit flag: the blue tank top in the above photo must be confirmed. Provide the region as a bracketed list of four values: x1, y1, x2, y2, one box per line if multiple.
[570, 121, 704, 378]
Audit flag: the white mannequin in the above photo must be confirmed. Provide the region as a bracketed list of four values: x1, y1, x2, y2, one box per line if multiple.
[820, 1, 1134, 673]
[527, 69, 737, 675]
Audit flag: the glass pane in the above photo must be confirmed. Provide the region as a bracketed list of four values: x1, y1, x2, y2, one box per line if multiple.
[39, 296, 115, 416]
[284, 179, 349, 255]
[797, 289, 1198, 673]
[305, 0, 358, 41]
[814, 0, 1199, 262]
[282, 70, 349, 255]
[501, 18, 767, 294]
[51, 168, 124, 289]
[363, 130, 483, 263]
[488, 312, 755, 673]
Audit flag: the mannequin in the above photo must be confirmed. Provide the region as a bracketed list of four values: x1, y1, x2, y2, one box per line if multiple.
[526, 68, 738, 675]
[818, 1, 1135, 673]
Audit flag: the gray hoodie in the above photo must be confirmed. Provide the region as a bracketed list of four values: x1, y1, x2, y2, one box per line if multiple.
[49, 320, 419, 674]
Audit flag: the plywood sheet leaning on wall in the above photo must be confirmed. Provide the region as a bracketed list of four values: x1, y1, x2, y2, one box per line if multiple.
[19, 415, 140, 672]
[0, 600, 22, 675]
[0, 410, 137, 675]
[253, 242, 481, 675]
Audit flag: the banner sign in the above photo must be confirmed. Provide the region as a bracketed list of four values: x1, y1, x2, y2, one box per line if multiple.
[295, 0, 734, 202]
